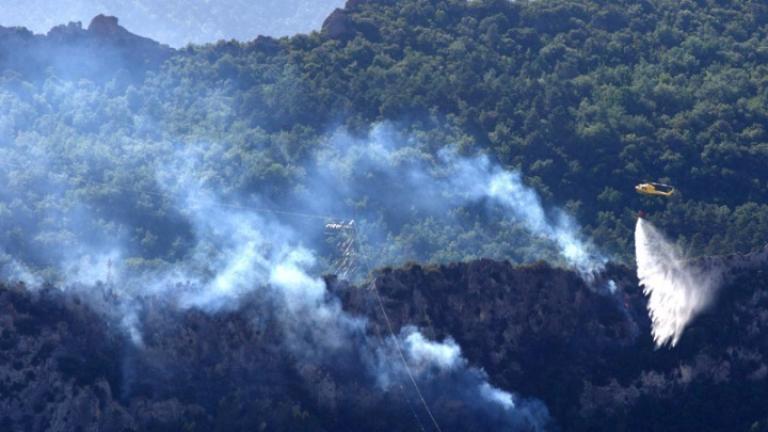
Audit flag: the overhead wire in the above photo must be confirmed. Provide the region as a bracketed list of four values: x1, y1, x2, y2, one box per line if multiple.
[167, 188, 445, 430]
[357, 241, 443, 432]
[368, 279, 444, 432]
[0, 159, 444, 430]
[366, 297, 429, 432]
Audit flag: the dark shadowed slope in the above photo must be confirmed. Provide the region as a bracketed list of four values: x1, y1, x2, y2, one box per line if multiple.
[345, 259, 768, 431]
[3, 258, 768, 431]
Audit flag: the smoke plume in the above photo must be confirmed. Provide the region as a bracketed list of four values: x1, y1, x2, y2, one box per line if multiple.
[309, 124, 606, 278]
[635, 218, 722, 347]
[0, 136, 557, 429]
[145, 146, 554, 429]
[0, 108, 603, 428]
[0, 24, 608, 428]
[373, 326, 552, 430]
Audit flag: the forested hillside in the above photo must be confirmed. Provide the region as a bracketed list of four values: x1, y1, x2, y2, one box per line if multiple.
[2, 0, 768, 278]
[3, 1, 768, 431]
[4, 260, 768, 431]
[2, 0, 768, 277]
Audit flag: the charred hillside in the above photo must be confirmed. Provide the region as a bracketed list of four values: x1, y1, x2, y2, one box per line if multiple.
[339, 260, 647, 427]
[2, 260, 768, 431]
[344, 259, 768, 431]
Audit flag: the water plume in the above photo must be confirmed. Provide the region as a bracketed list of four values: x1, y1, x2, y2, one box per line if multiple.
[635, 218, 722, 347]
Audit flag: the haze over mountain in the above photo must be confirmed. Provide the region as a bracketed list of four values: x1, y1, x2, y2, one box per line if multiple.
[0, 0, 345, 47]
[2, 0, 768, 430]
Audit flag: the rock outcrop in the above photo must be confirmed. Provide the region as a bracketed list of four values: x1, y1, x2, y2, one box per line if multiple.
[321, 7, 380, 42]
[0, 15, 172, 82]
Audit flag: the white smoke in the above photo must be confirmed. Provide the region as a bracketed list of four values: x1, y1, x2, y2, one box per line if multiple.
[0, 250, 43, 287]
[480, 383, 516, 410]
[485, 169, 603, 276]
[75, 150, 549, 428]
[403, 329, 463, 372]
[437, 145, 605, 275]
[313, 124, 606, 278]
[61, 250, 123, 287]
[373, 326, 549, 427]
[635, 218, 722, 347]
[0, 123, 568, 427]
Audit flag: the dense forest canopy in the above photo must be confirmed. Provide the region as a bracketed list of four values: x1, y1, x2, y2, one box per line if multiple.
[1, 0, 768, 280]
[4, 1, 768, 431]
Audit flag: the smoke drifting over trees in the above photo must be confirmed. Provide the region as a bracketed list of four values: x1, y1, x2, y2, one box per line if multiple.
[5, 257, 768, 431]
[0, 119, 587, 429]
[0, 25, 586, 430]
[2, 0, 768, 430]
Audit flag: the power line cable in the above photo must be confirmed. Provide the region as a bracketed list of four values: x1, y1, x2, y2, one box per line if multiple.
[368, 279, 443, 432]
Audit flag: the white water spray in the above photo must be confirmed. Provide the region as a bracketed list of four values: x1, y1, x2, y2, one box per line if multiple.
[635, 218, 721, 347]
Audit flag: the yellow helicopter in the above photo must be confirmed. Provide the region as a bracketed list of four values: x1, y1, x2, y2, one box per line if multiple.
[635, 182, 675, 197]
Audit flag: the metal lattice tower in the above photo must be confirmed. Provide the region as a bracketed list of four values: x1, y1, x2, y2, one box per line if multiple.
[324, 219, 359, 279]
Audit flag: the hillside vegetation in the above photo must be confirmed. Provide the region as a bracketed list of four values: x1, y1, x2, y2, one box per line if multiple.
[4, 260, 768, 431]
[1, 0, 768, 273]
[3, 2, 768, 431]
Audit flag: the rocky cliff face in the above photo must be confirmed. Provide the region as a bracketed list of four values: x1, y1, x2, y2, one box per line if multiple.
[321, 4, 380, 42]
[2, 258, 768, 431]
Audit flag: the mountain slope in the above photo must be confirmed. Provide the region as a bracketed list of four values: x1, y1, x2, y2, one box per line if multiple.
[2, 0, 768, 265]
[0, 14, 171, 82]
[0, 0, 344, 47]
[3, 259, 768, 431]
